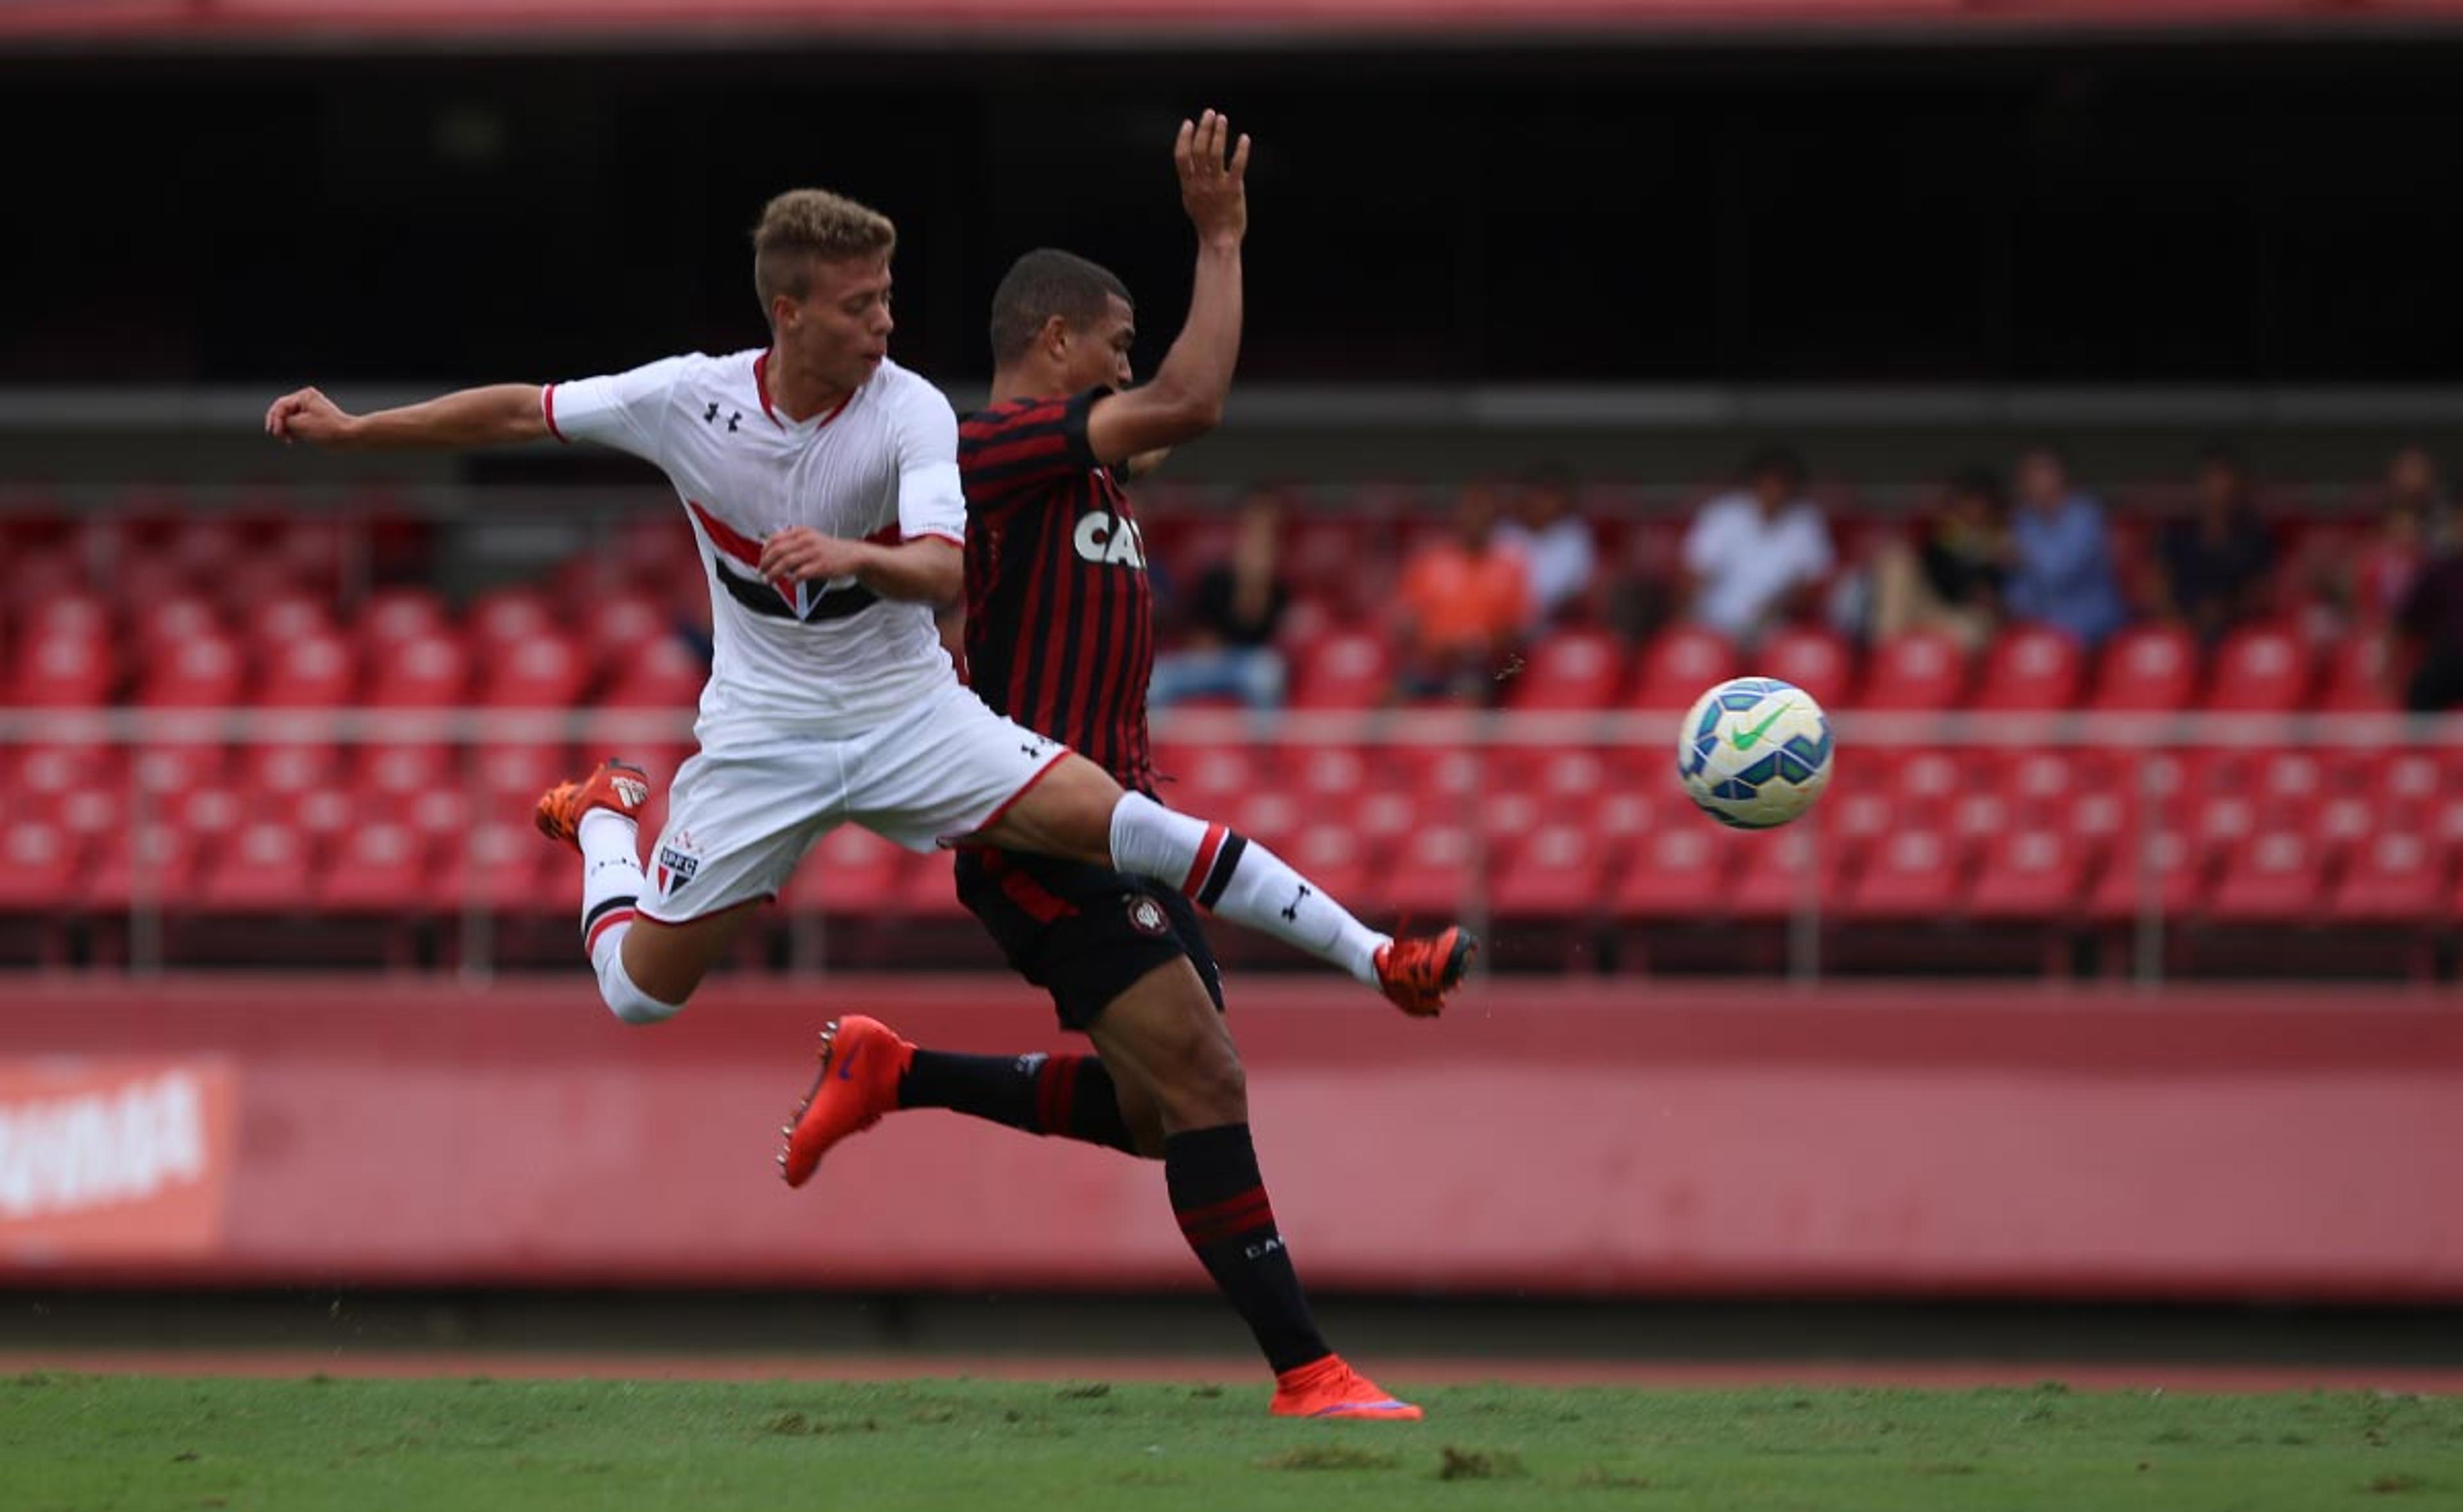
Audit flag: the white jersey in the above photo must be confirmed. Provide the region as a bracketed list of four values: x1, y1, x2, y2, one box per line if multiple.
[545, 349, 966, 744]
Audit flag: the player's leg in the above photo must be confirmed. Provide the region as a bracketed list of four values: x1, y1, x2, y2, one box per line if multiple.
[536, 751, 815, 1022]
[975, 753, 1476, 1015]
[1077, 937, 1418, 1419]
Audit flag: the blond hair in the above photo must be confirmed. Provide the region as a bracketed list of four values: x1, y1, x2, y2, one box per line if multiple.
[752, 189, 897, 310]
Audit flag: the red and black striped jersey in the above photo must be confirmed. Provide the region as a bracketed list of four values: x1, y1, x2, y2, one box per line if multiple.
[958, 389, 1156, 793]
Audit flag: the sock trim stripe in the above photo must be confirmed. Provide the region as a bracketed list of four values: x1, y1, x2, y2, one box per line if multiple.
[1180, 1202, 1276, 1248]
[1195, 833, 1249, 911]
[582, 893, 638, 937]
[584, 905, 638, 953]
[1178, 822, 1228, 898]
[1175, 1185, 1274, 1245]
[1033, 1055, 1081, 1135]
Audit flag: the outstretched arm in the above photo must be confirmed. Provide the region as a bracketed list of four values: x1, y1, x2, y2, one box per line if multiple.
[1083, 110, 1250, 467]
[264, 383, 549, 451]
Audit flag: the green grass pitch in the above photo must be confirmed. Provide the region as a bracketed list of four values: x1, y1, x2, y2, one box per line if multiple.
[5, 1373, 2459, 1511]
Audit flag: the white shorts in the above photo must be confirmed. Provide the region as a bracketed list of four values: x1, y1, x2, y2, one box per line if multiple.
[638, 683, 1070, 923]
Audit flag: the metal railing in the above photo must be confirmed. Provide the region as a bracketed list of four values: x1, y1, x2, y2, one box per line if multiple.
[3, 706, 2457, 982]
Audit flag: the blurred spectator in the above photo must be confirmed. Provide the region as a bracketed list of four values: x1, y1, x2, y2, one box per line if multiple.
[1493, 465, 1596, 627]
[1680, 446, 1833, 646]
[2351, 445, 2444, 622]
[1394, 483, 1528, 701]
[1149, 487, 1291, 711]
[2155, 443, 2274, 644]
[2004, 446, 2127, 647]
[2396, 545, 2463, 712]
[1868, 466, 2008, 648]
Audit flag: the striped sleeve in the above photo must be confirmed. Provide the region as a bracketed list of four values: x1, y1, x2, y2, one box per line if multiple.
[958, 389, 1102, 512]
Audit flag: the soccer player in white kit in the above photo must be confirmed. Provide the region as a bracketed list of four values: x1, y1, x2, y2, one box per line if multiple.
[263, 168, 1473, 1030]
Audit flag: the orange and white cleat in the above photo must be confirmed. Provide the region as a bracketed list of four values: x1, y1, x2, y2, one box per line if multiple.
[1372, 926, 1477, 1017]
[534, 759, 652, 852]
[1269, 1356, 1424, 1421]
[779, 1014, 913, 1188]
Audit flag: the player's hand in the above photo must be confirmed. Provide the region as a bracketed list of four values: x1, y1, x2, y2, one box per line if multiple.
[1175, 108, 1249, 248]
[758, 526, 870, 584]
[264, 386, 359, 446]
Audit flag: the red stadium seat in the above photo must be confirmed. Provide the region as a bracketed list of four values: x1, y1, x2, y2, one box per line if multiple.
[2202, 623, 2314, 713]
[1753, 626, 1857, 710]
[1378, 823, 1477, 919]
[1490, 823, 1609, 920]
[1971, 625, 2085, 712]
[255, 631, 358, 707]
[1840, 828, 1970, 920]
[1165, 744, 1277, 811]
[478, 632, 591, 708]
[469, 587, 563, 651]
[356, 744, 455, 800]
[365, 633, 470, 707]
[1968, 828, 2091, 921]
[1611, 823, 1734, 920]
[132, 594, 226, 654]
[779, 823, 908, 918]
[1230, 789, 1308, 850]
[0, 821, 87, 912]
[599, 635, 708, 709]
[1729, 826, 1834, 920]
[1887, 749, 1972, 814]
[1290, 630, 1393, 710]
[1279, 823, 1378, 911]
[892, 849, 967, 920]
[2002, 749, 2112, 821]
[22, 590, 111, 642]
[2320, 630, 2400, 713]
[360, 588, 451, 649]
[444, 821, 567, 916]
[1630, 626, 1738, 711]
[2186, 790, 2261, 855]
[83, 824, 206, 914]
[2205, 830, 2328, 923]
[2310, 791, 2378, 858]
[130, 741, 227, 797]
[2083, 828, 2204, 923]
[318, 821, 431, 912]
[2333, 832, 2448, 925]
[1503, 628, 1626, 710]
[2090, 625, 2201, 712]
[1858, 628, 1968, 712]
[134, 634, 247, 708]
[237, 742, 345, 807]
[10, 630, 117, 707]
[241, 592, 337, 650]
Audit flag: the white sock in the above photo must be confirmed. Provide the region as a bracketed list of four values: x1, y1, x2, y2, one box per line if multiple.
[577, 811, 677, 1025]
[1106, 792, 1387, 984]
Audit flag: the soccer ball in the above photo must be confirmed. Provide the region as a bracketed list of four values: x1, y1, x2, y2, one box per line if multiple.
[1677, 676, 1835, 828]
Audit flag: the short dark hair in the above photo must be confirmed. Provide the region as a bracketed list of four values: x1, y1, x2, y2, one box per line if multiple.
[1742, 445, 1806, 491]
[1945, 466, 2006, 510]
[989, 248, 1131, 365]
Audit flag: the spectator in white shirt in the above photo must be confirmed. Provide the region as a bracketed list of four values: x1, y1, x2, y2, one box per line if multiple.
[1680, 446, 1834, 646]
[1494, 466, 1598, 627]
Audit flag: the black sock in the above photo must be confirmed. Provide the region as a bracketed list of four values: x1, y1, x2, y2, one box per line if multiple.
[897, 1049, 1138, 1155]
[1165, 1123, 1330, 1376]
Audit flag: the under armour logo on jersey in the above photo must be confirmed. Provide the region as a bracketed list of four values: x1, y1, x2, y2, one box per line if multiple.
[1280, 884, 1311, 923]
[1071, 510, 1147, 569]
[703, 403, 742, 430]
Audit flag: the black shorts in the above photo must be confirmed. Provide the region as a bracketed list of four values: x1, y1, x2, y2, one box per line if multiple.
[954, 848, 1225, 1031]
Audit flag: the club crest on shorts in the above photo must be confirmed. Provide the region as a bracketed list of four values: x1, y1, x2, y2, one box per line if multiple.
[1126, 895, 1170, 937]
[656, 832, 701, 896]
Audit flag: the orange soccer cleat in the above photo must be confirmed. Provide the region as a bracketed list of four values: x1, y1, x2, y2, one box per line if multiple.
[1372, 926, 1477, 1017]
[779, 1014, 913, 1188]
[534, 758, 652, 851]
[1269, 1356, 1424, 1421]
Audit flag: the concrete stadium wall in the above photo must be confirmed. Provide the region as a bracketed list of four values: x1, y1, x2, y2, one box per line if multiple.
[0, 976, 2456, 1299]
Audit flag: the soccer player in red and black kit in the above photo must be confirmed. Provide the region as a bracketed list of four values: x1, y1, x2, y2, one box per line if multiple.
[779, 112, 1468, 1420]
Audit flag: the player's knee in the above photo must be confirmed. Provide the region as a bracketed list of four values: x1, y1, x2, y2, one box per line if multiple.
[1162, 1039, 1246, 1126]
[597, 948, 684, 1027]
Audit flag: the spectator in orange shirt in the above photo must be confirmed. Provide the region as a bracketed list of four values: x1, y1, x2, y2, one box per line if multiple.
[1394, 483, 1529, 702]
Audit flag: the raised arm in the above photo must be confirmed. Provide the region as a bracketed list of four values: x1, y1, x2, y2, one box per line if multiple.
[264, 383, 549, 451]
[1083, 110, 1250, 467]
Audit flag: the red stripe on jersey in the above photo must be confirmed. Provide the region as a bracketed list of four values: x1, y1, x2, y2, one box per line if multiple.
[1035, 515, 1083, 740]
[963, 430, 1072, 471]
[541, 384, 566, 443]
[690, 500, 764, 569]
[1180, 823, 1228, 898]
[959, 398, 1067, 441]
[753, 351, 779, 426]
